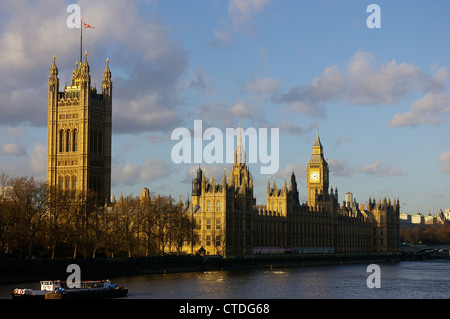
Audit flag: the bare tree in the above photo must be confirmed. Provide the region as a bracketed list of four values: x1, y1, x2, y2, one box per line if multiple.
[7, 176, 48, 258]
[171, 197, 198, 255]
[46, 186, 71, 259]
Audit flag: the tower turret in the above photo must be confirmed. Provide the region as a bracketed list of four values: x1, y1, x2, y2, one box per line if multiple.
[46, 52, 112, 204]
[102, 58, 112, 98]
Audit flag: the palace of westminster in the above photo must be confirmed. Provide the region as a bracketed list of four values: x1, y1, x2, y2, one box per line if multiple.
[47, 53, 400, 258]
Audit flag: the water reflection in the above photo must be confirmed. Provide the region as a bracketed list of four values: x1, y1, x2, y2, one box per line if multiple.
[1, 261, 450, 299]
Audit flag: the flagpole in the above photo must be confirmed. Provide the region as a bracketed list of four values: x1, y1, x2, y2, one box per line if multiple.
[80, 17, 83, 63]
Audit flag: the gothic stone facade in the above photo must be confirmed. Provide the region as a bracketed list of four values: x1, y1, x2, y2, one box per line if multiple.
[47, 53, 112, 203]
[185, 129, 400, 257]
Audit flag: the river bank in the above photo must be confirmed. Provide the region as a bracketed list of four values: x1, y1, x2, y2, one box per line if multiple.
[0, 253, 401, 285]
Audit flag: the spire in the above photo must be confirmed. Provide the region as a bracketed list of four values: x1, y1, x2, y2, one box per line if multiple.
[197, 165, 203, 181]
[102, 58, 112, 98]
[222, 168, 227, 185]
[311, 124, 324, 158]
[289, 171, 296, 191]
[105, 57, 110, 72]
[81, 51, 90, 74]
[235, 123, 245, 164]
[50, 54, 58, 75]
[104, 57, 111, 79]
[313, 124, 322, 148]
[83, 50, 88, 65]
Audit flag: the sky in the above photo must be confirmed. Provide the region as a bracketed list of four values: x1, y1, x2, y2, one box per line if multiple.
[0, 0, 449, 215]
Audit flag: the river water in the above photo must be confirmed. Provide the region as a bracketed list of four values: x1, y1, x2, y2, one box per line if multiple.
[2, 260, 449, 299]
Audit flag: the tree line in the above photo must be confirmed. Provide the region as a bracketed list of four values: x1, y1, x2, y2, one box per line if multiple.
[0, 173, 198, 259]
[400, 225, 450, 245]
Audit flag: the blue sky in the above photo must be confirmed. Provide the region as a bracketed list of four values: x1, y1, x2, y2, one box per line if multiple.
[0, 0, 449, 214]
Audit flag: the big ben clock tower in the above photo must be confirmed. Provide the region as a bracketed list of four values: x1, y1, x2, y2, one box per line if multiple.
[307, 127, 329, 207]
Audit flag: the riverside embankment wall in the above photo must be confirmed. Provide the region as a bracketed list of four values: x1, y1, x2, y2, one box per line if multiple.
[0, 253, 400, 285]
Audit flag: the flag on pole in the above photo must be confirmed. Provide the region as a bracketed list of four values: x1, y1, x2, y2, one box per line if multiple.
[83, 22, 95, 29]
[79, 18, 94, 63]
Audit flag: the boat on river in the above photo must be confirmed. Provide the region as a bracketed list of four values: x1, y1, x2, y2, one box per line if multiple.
[12, 279, 128, 299]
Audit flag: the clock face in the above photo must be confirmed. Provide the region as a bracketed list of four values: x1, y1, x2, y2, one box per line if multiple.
[310, 171, 320, 182]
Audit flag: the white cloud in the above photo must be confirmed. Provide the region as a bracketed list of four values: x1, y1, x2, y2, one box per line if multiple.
[28, 142, 47, 176]
[440, 150, 450, 173]
[112, 157, 171, 187]
[328, 159, 354, 177]
[426, 66, 450, 93]
[278, 122, 314, 135]
[0, 140, 46, 180]
[274, 65, 344, 117]
[275, 163, 306, 180]
[244, 77, 282, 96]
[0, 0, 188, 133]
[276, 51, 450, 125]
[210, 29, 233, 48]
[187, 68, 210, 91]
[211, 0, 270, 47]
[190, 100, 258, 128]
[114, 93, 183, 134]
[228, 0, 270, 26]
[230, 101, 253, 118]
[0, 143, 27, 157]
[359, 161, 407, 177]
[389, 93, 450, 128]
[347, 51, 425, 105]
[286, 101, 325, 117]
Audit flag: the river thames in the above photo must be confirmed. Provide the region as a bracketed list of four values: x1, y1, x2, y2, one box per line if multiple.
[1, 260, 449, 299]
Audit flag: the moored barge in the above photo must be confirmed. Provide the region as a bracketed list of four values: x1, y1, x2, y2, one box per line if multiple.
[12, 279, 128, 299]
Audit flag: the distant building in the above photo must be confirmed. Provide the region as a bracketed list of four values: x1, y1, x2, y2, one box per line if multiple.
[445, 209, 450, 220]
[400, 213, 411, 222]
[411, 213, 424, 225]
[400, 213, 414, 229]
[425, 214, 436, 225]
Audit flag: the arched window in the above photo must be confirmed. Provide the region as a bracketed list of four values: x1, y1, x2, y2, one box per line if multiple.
[98, 131, 103, 154]
[93, 130, 98, 153]
[89, 129, 94, 152]
[207, 200, 211, 212]
[72, 176, 77, 189]
[65, 176, 70, 189]
[73, 129, 78, 152]
[58, 176, 64, 189]
[59, 130, 65, 153]
[66, 129, 71, 152]
[216, 200, 221, 212]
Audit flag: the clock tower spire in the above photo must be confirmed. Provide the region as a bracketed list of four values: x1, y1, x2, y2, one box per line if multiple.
[307, 126, 329, 207]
